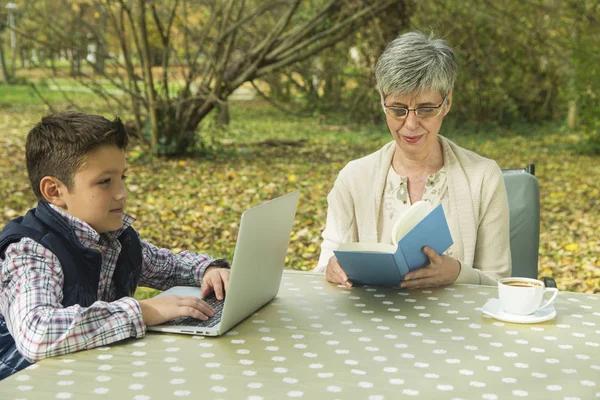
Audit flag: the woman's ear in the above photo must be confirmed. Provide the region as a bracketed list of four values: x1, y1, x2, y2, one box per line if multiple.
[443, 91, 453, 115]
[40, 176, 67, 208]
[379, 91, 386, 108]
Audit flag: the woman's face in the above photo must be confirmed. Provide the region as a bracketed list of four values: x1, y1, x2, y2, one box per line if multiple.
[382, 89, 452, 155]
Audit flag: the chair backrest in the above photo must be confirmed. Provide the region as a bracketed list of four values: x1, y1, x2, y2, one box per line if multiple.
[501, 164, 540, 279]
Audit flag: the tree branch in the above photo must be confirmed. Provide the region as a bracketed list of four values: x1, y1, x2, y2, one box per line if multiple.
[269, 0, 393, 62]
[250, 0, 301, 60]
[151, 1, 179, 102]
[264, 0, 339, 60]
[223, 0, 301, 94]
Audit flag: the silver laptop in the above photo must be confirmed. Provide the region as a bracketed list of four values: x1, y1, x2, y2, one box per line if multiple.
[147, 190, 299, 336]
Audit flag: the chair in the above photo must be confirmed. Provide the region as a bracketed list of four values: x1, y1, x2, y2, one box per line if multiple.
[501, 163, 556, 287]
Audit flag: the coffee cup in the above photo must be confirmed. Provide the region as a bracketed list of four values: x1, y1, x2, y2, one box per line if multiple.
[498, 277, 559, 316]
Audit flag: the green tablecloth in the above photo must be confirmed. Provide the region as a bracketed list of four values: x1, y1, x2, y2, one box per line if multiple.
[2, 271, 599, 399]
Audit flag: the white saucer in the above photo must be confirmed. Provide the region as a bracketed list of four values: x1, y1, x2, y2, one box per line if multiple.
[481, 298, 556, 324]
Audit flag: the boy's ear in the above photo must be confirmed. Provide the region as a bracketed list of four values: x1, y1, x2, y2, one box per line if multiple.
[40, 176, 67, 208]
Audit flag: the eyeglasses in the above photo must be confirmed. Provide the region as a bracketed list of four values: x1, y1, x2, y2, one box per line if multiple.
[382, 95, 447, 120]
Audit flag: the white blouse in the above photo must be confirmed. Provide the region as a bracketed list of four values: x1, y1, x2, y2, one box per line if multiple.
[378, 165, 455, 257]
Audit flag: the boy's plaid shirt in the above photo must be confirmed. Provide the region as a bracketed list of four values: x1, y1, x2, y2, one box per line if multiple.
[0, 205, 227, 362]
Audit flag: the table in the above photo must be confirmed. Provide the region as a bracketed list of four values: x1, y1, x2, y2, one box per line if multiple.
[1, 271, 599, 399]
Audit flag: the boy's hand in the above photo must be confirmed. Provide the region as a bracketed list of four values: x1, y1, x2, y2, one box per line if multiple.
[201, 266, 230, 300]
[138, 295, 215, 326]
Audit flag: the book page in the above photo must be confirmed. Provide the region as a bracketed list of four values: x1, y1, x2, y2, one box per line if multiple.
[391, 201, 432, 244]
[336, 242, 396, 253]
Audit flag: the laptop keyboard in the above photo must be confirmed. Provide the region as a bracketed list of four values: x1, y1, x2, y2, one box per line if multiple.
[164, 295, 224, 328]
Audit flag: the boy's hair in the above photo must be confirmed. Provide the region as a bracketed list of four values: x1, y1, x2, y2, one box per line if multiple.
[26, 112, 128, 201]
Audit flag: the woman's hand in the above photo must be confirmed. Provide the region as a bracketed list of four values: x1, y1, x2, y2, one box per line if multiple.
[138, 295, 215, 326]
[400, 246, 461, 289]
[201, 266, 230, 300]
[326, 256, 352, 287]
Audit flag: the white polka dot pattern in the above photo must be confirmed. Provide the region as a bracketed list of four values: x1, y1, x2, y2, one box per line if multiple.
[1, 272, 598, 399]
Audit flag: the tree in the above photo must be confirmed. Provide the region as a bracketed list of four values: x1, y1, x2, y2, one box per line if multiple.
[0, 1, 18, 84]
[25, 0, 395, 155]
[0, 26, 10, 83]
[259, 1, 415, 123]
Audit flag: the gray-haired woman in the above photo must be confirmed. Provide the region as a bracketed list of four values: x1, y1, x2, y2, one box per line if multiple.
[315, 31, 511, 288]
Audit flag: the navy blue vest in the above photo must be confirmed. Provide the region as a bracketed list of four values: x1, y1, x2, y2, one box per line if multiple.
[0, 202, 142, 380]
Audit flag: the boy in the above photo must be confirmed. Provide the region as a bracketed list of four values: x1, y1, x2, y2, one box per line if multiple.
[0, 112, 230, 380]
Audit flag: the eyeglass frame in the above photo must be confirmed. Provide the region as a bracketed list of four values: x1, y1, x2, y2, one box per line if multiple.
[382, 94, 448, 120]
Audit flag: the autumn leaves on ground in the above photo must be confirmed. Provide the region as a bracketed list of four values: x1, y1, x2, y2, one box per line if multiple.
[0, 98, 598, 295]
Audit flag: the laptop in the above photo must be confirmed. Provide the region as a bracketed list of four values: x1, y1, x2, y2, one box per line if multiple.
[147, 190, 299, 336]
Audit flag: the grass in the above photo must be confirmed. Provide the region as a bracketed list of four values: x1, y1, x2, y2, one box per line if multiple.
[0, 83, 598, 297]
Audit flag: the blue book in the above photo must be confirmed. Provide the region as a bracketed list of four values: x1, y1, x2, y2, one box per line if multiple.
[333, 203, 453, 286]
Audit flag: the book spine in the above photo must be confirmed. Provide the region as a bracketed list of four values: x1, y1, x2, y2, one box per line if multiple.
[392, 250, 410, 278]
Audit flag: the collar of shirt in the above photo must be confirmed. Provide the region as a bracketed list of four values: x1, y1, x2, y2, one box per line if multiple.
[48, 204, 136, 248]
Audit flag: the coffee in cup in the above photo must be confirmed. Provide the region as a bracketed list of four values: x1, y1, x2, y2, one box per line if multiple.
[504, 281, 542, 288]
[498, 277, 559, 316]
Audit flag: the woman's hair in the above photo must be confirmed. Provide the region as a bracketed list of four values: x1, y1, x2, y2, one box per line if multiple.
[375, 31, 457, 98]
[26, 112, 128, 201]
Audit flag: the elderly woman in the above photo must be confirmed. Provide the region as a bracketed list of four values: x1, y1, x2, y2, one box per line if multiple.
[315, 31, 511, 288]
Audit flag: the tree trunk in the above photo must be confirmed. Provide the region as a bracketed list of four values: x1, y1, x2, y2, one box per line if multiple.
[71, 48, 81, 77]
[566, 4, 581, 130]
[10, 40, 17, 76]
[50, 51, 57, 76]
[20, 48, 27, 68]
[216, 102, 230, 126]
[95, 7, 108, 75]
[567, 100, 578, 129]
[138, 0, 160, 150]
[265, 73, 287, 100]
[0, 35, 11, 84]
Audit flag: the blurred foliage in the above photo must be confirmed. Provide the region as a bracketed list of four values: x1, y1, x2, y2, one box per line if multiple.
[261, 1, 414, 124]
[0, 97, 598, 297]
[415, 1, 600, 129]
[260, 0, 600, 133]
[2, 0, 599, 149]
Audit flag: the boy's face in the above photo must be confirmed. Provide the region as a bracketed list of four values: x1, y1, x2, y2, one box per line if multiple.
[58, 144, 129, 233]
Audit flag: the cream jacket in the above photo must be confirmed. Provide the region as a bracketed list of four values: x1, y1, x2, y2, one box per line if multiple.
[315, 136, 511, 285]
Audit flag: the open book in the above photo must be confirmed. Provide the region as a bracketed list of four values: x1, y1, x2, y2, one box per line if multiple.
[333, 201, 453, 286]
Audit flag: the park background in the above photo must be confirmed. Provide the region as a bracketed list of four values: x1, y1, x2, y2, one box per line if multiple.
[0, 0, 598, 296]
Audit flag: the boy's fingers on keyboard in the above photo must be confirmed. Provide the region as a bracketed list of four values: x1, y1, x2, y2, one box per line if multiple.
[222, 272, 230, 292]
[204, 269, 229, 300]
[183, 306, 210, 320]
[213, 285, 223, 301]
[178, 296, 215, 316]
[201, 282, 213, 298]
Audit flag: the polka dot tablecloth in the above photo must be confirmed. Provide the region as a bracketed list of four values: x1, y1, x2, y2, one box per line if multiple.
[2, 271, 599, 399]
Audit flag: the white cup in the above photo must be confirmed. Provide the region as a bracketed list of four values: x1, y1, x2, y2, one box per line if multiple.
[498, 277, 559, 316]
